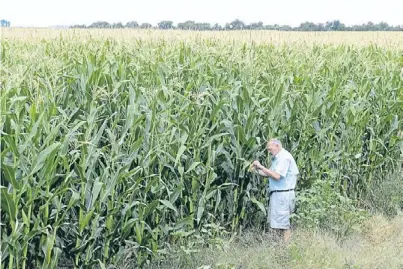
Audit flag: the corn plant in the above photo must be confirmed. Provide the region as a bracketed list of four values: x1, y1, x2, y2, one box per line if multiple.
[0, 33, 402, 268]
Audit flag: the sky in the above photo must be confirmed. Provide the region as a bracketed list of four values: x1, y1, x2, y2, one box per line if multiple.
[1, 0, 402, 27]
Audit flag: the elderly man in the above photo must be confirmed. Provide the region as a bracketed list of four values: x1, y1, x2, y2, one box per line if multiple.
[251, 138, 299, 243]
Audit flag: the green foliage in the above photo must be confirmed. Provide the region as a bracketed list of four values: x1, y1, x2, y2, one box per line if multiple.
[157, 21, 174, 29]
[362, 170, 403, 217]
[142, 217, 403, 269]
[292, 180, 368, 237]
[0, 35, 402, 268]
[125, 21, 139, 28]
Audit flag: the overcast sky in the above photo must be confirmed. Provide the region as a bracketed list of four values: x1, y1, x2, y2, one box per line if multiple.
[1, 0, 402, 27]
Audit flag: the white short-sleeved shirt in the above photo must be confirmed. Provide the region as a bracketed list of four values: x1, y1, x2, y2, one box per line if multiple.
[268, 148, 299, 191]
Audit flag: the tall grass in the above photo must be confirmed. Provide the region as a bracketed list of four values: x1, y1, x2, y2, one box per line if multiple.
[0, 31, 402, 268]
[147, 214, 402, 269]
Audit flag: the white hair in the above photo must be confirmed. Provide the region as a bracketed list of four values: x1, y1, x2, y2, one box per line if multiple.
[268, 138, 282, 148]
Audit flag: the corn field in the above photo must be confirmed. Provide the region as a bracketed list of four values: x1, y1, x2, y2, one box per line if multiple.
[0, 29, 402, 268]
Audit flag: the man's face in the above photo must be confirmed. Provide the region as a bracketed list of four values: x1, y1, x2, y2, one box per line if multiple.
[267, 142, 280, 156]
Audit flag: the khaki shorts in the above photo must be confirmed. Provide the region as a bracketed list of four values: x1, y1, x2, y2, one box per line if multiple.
[267, 191, 295, 229]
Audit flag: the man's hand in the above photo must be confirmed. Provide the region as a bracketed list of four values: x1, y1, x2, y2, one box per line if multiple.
[251, 160, 281, 180]
[252, 160, 263, 170]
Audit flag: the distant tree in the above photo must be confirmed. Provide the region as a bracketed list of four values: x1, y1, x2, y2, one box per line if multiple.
[177, 21, 211, 30]
[158, 20, 174, 29]
[227, 19, 245, 30]
[298, 21, 317, 31]
[125, 21, 139, 28]
[264, 24, 275, 30]
[79, 19, 402, 32]
[390, 25, 403, 31]
[249, 21, 264, 30]
[212, 23, 222, 30]
[140, 23, 153, 29]
[89, 21, 111, 28]
[278, 25, 293, 31]
[325, 20, 345, 31]
[296, 21, 332, 31]
[353, 21, 374, 31]
[376, 21, 390, 31]
[177, 20, 196, 30]
[111, 22, 124, 28]
[70, 24, 87, 28]
[195, 22, 211, 31]
[350, 24, 365, 31]
[316, 23, 325, 31]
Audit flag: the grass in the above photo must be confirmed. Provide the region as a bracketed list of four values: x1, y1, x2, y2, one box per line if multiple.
[142, 214, 403, 269]
[137, 172, 403, 269]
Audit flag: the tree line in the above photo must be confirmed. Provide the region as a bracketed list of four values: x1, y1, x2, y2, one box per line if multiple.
[70, 19, 403, 31]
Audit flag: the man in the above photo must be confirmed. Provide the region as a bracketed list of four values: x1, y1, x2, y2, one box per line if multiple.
[251, 138, 299, 243]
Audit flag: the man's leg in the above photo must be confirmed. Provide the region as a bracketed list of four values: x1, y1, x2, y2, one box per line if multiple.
[283, 229, 292, 243]
[269, 193, 294, 243]
[282, 191, 295, 243]
[268, 202, 282, 242]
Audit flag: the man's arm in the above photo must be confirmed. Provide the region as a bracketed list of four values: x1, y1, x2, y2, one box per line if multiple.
[252, 168, 270, 177]
[251, 162, 281, 180]
[257, 166, 281, 180]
